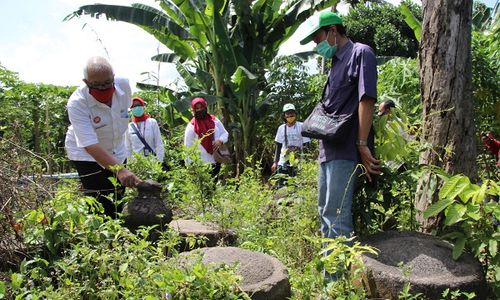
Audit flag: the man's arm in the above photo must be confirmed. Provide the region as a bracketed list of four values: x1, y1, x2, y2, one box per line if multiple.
[272, 142, 283, 173]
[85, 144, 140, 187]
[357, 96, 381, 182]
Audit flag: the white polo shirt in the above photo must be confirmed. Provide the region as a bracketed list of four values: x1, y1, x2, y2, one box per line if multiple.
[65, 77, 132, 163]
[184, 118, 229, 164]
[274, 122, 310, 166]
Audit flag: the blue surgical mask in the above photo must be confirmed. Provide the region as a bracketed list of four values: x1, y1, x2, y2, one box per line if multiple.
[131, 106, 145, 117]
[315, 30, 337, 58]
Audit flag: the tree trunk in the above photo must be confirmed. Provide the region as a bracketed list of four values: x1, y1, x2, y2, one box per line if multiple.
[416, 0, 476, 232]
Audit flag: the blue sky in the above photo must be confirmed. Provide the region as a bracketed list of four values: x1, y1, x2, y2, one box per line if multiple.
[0, 0, 497, 90]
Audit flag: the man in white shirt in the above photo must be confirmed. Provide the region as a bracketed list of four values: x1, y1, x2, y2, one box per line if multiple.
[65, 56, 140, 218]
[272, 103, 310, 188]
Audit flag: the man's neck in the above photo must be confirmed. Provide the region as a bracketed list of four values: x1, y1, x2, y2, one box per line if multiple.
[337, 36, 349, 49]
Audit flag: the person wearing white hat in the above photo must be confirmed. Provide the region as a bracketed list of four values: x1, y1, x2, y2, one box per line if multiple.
[298, 10, 381, 281]
[272, 103, 310, 188]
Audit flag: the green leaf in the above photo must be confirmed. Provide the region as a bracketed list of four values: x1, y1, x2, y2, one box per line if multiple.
[212, 7, 237, 76]
[11, 273, 23, 290]
[230, 66, 258, 94]
[0, 281, 5, 298]
[151, 53, 181, 63]
[439, 175, 470, 201]
[444, 203, 467, 226]
[119, 262, 129, 273]
[489, 239, 497, 257]
[423, 199, 454, 219]
[459, 183, 479, 203]
[472, 180, 493, 204]
[467, 203, 482, 221]
[400, 3, 421, 42]
[452, 236, 466, 260]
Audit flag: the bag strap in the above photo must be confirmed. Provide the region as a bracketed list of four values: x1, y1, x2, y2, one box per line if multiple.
[130, 123, 156, 156]
[284, 124, 288, 148]
[320, 68, 351, 114]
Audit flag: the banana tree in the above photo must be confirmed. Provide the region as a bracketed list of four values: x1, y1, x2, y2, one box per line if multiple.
[66, 0, 338, 167]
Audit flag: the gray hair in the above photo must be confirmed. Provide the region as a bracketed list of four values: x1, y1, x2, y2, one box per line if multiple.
[83, 56, 114, 79]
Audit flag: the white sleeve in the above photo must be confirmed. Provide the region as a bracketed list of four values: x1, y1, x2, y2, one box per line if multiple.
[125, 123, 133, 158]
[151, 119, 165, 162]
[214, 118, 229, 143]
[184, 122, 196, 147]
[298, 122, 310, 144]
[274, 125, 284, 144]
[67, 96, 99, 148]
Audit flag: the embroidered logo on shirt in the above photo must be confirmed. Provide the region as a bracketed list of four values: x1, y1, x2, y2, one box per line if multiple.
[93, 116, 101, 124]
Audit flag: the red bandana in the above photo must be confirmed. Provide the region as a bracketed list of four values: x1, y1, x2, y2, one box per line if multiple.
[90, 86, 115, 103]
[190, 97, 215, 154]
[133, 114, 150, 123]
[191, 115, 215, 154]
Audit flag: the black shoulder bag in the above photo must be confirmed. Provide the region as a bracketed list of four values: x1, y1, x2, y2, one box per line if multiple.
[301, 81, 356, 142]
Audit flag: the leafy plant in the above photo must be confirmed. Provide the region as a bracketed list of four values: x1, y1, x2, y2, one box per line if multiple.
[344, 0, 421, 58]
[423, 173, 500, 296]
[320, 236, 378, 299]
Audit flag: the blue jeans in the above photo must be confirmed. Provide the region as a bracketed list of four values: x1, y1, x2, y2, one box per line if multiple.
[318, 160, 359, 282]
[318, 160, 359, 239]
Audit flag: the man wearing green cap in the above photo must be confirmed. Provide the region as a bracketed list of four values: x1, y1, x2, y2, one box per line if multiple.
[299, 10, 381, 279]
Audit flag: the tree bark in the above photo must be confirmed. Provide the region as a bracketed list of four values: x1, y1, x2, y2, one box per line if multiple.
[416, 0, 476, 232]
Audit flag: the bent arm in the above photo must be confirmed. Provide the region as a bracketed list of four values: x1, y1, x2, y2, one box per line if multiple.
[153, 121, 165, 162]
[215, 119, 229, 143]
[357, 96, 380, 182]
[84, 144, 140, 187]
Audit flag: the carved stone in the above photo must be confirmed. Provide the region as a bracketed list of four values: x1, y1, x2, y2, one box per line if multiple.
[361, 231, 486, 299]
[122, 180, 172, 232]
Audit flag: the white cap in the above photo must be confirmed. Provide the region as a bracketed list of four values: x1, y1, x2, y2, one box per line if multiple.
[283, 103, 296, 112]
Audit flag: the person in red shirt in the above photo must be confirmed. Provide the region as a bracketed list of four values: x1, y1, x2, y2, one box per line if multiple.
[481, 132, 500, 167]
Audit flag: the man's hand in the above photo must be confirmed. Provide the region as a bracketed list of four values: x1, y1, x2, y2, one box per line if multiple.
[271, 162, 278, 173]
[116, 168, 141, 187]
[213, 139, 223, 151]
[357, 145, 381, 182]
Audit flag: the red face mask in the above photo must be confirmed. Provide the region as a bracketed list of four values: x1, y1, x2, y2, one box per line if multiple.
[90, 86, 115, 103]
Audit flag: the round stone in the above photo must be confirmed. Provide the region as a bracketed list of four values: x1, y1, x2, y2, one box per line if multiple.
[180, 247, 291, 300]
[361, 231, 486, 299]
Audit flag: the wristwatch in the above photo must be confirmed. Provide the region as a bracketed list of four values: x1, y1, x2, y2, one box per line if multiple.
[356, 139, 368, 146]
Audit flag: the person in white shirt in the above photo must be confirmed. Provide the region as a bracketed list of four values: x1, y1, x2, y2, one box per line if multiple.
[184, 97, 229, 179]
[65, 56, 140, 218]
[272, 103, 310, 188]
[125, 97, 165, 162]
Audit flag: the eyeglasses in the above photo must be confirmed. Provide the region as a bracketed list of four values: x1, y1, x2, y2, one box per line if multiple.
[87, 79, 114, 90]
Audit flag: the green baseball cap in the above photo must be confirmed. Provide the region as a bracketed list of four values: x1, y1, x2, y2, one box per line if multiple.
[299, 11, 343, 45]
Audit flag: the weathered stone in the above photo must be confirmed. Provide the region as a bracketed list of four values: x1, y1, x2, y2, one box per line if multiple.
[361, 231, 486, 300]
[122, 180, 172, 232]
[180, 247, 291, 300]
[170, 219, 236, 251]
